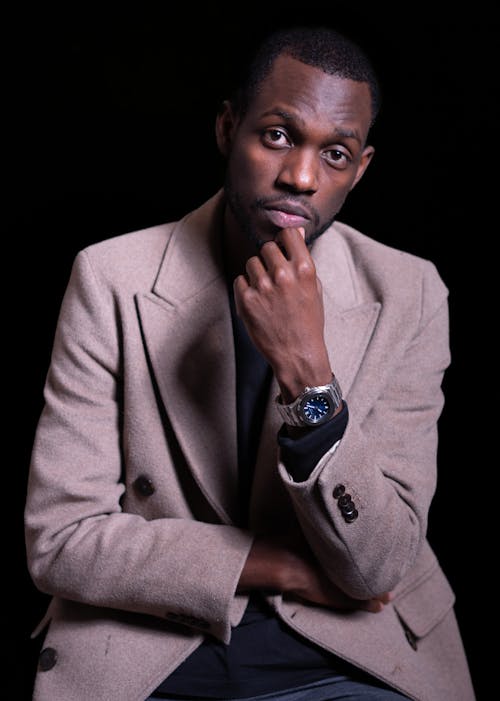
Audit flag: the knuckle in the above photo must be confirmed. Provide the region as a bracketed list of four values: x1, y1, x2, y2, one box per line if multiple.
[273, 265, 292, 287]
[296, 259, 315, 279]
[257, 276, 273, 294]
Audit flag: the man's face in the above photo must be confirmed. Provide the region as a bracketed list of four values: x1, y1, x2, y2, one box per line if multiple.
[217, 54, 375, 249]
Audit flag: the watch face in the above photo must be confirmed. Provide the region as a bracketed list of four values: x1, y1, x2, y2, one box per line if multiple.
[301, 392, 332, 425]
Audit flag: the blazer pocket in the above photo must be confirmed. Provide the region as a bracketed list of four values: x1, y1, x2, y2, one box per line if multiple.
[393, 564, 455, 648]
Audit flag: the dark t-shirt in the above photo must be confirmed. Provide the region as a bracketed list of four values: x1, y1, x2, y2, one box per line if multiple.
[154, 289, 348, 698]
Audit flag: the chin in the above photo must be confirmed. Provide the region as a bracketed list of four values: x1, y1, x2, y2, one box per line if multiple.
[254, 231, 280, 249]
[243, 220, 280, 249]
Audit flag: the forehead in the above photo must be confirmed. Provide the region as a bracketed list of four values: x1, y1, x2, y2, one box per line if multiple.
[248, 54, 372, 139]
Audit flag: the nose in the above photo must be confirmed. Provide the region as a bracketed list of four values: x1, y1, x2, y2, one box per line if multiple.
[276, 147, 319, 194]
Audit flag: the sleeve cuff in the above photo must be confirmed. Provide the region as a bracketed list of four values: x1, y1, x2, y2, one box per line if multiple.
[277, 401, 349, 482]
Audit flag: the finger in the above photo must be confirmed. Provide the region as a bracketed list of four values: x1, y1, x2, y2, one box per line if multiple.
[258, 239, 290, 274]
[325, 595, 385, 613]
[362, 599, 385, 613]
[277, 227, 312, 262]
[258, 227, 308, 270]
[234, 274, 249, 295]
[233, 274, 250, 316]
[245, 254, 271, 288]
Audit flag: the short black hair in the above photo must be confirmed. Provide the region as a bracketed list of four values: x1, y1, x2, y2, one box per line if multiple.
[231, 25, 381, 126]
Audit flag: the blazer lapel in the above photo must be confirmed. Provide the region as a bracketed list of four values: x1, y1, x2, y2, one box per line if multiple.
[313, 224, 381, 398]
[323, 301, 381, 399]
[137, 193, 239, 525]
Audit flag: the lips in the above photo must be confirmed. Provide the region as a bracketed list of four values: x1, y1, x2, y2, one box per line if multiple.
[262, 200, 312, 229]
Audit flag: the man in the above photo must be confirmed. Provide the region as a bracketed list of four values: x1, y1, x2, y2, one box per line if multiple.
[25, 26, 475, 701]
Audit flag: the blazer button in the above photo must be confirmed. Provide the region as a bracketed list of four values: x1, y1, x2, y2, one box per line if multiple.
[341, 500, 356, 515]
[332, 484, 346, 499]
[333, 484, 357, 522]
[337, 494, 352, 508]
[39, 647, 57, 671]
[341, 501, 358, 521]
[344, 508, 359, 523]
[133, 475, 155, 497]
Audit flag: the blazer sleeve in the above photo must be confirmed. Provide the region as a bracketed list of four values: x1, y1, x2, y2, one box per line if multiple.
[24, 250, 253, 644]
[278, 259, 450, 600]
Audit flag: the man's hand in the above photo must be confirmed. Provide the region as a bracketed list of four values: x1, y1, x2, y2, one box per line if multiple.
[233, 227, 333, 403]
[238, 535, 392, 614]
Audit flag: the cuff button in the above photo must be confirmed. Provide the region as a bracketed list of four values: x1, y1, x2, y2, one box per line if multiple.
[332, 484, 346, 499]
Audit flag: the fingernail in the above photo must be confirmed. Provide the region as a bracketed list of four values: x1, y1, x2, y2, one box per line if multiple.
[370, 600, 383, 613]
[298, 227, 305, 239]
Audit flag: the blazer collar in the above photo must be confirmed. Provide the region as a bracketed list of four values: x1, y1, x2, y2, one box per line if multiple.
[152, 190, 227, 305]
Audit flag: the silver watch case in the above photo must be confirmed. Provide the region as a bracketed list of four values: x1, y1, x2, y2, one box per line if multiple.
[275, 376, 343, 427]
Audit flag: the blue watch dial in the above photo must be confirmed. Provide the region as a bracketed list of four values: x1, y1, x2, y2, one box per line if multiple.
[302, 394, 332, 424]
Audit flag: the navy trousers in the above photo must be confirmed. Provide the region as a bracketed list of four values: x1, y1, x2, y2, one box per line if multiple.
[146, 675, 410, 700]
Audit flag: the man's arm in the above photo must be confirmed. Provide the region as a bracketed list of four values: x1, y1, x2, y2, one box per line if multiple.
[234, 226, 450, 598]
[233, 227, 333, 404]
[237, 534, 391, 612]
[24, 250, 253, 645]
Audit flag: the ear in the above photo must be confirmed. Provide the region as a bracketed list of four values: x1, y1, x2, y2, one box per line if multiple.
[215, 100, 239, 157]
[350, 145, 375, 191]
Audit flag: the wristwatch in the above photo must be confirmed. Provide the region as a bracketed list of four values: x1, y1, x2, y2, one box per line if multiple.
[275, 375, 343, 427]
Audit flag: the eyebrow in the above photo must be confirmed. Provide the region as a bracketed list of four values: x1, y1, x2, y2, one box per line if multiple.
[260, 108, 362, 144]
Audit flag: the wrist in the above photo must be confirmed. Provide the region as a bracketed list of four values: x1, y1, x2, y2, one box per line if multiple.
[238, 534, 314, 594]
[238, 537, 292, 593]
[274, 361, 333, 404]
[275, 547, 311, 593]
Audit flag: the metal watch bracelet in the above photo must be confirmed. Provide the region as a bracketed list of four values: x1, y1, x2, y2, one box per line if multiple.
[275, 375, 343, 427]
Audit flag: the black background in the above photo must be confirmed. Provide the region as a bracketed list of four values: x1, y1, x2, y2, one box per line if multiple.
[8, 4, 495, 699]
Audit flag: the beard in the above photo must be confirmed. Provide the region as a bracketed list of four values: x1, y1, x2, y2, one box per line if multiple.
[224, 174, 337, 250]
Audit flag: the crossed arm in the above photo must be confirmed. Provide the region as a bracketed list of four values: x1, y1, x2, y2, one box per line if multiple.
[234, 227, 390, 613]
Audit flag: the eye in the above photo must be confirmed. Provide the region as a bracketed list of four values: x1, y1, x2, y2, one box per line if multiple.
[262, 128, 290, 148]
[323, 149, 351, 170]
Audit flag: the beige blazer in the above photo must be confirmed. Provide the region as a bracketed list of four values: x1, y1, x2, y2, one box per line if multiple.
[25, 191, 475, 701]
